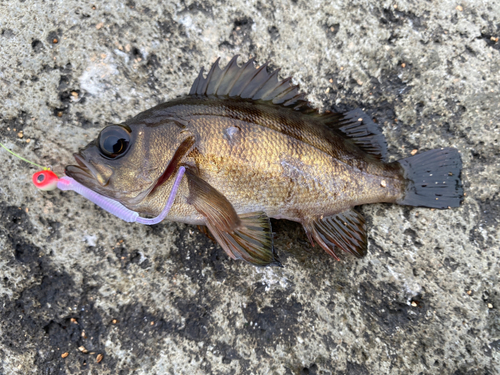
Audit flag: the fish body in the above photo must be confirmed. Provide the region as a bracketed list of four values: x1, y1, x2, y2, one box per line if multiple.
[67, 56, 463, 266]
[128, 97, 402, 222]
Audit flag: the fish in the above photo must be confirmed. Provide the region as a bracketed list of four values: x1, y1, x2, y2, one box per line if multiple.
[65, 56, 464, 267]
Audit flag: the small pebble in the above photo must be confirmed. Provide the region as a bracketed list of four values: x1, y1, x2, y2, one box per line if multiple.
[380, 180, 387, 188]
[411, 149, 418, 155]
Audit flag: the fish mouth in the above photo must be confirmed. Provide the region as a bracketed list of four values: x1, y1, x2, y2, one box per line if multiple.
[65, 154, 108, 187]
[65, 154, 92, 180]
[66, 153, 161, 205]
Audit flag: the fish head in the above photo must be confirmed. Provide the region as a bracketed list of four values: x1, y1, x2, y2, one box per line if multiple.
[65, 120, 190, 208]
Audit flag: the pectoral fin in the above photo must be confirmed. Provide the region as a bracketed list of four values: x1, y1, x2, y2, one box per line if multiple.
[304, 209, 367, 260]
[186, 170, 280, 267]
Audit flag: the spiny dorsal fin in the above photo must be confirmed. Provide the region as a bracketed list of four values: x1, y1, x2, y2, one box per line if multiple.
[190, 57, 387, 159]
[189, 55, 313, 111]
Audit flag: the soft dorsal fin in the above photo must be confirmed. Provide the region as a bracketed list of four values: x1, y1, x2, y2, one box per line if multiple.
[190, 56, 387, 159]
[189, 55, 312, 111]
[323, 109, 388, 160]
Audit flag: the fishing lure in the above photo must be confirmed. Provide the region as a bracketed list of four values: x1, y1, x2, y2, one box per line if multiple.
[32, 169, 185, 224]
[2, 142, 183, 225]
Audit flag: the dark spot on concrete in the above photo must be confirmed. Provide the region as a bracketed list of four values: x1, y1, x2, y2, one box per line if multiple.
[324, 22, 340, 38]
[230, 17, 254, 47]
[477, 197, 500, 229]
[180, 1, 213, 16]
[443, 257, 459, 272]
[242, 291, 302, 345]
[358, 281, 428, 334]
[47, 29, 62, 45]
[0, 203, 34, 235]
[0, 112, 30, 143]
[219, 40, 235, 51]
[175, 298, 211, 340]
[11, 234, 40, 263]
[491, 340, 500, 350]
[2, 29, 14, 38]
[216, 341, 242, 364]
[343, 361, 370, 375]
[130, 46, 142, 60]
[31, 39, 43, 53]
[480, 32, 500, 51]
[300, 363, 318, 374]
[157, 16, 182, 38]
[403, 228, 423, 248]
[76, 112, 100, 128]
[234, 17, 253, 34]
[379, 8, 404, 26]
[146, 53, 161, 71]
[129, 249, 150, 269]
[172, 224, 229, 282]
[268, 26, 280, 40]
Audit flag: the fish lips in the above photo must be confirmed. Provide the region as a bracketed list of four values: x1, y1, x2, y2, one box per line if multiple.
[65, 154, 110, 188]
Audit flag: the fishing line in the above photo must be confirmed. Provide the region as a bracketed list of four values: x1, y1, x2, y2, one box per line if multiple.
[0, 141, 50, 170]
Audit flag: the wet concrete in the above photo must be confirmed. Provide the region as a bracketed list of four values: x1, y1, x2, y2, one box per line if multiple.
[0, 0, 499, 374]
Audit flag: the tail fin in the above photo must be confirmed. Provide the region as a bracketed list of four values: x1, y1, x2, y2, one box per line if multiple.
[396, 148, 464, 209]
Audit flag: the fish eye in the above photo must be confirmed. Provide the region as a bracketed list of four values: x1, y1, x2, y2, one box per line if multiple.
[98, 125, 131, 159]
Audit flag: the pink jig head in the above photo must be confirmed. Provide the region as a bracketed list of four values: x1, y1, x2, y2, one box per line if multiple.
[32, 170, 59, 191]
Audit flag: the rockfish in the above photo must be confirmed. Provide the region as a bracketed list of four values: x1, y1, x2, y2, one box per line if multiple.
[66, 56, 463, 266]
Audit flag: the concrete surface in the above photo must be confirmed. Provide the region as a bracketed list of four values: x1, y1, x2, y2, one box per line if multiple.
[0, 0, 499, 374]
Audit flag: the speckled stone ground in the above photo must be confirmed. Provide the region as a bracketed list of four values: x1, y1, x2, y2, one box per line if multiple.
[0, 0, 499, 374]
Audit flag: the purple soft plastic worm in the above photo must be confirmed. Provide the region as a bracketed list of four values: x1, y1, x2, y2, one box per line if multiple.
[57, 166, 186, 225]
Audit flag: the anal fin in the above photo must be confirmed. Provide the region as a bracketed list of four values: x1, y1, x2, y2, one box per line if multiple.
[304, 209, 367, 259]
[186, 169, 280, 267]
